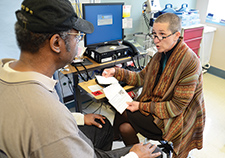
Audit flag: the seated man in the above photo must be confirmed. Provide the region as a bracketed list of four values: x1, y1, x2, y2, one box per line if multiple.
[0, 0, 162, 158]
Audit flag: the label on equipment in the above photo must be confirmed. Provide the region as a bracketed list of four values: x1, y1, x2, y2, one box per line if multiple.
[102, 57, 112, 62]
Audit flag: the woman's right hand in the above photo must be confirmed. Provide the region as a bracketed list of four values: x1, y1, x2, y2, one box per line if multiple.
[102, 68, 115, 78]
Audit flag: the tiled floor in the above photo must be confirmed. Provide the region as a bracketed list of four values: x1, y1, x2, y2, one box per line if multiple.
[76, 72, 225, 158]
[190, 73, 225, 158]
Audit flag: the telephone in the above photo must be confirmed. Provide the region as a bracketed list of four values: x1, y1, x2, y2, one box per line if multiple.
[122, 40, 146, 70]
[122, 40, 140, 57]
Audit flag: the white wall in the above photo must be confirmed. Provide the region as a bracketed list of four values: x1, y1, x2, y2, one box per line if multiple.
[196, 0, 225, 71]
[0, 0, 23, 59]
[0, 0, 198, 60]
[101, 0, 147, 38]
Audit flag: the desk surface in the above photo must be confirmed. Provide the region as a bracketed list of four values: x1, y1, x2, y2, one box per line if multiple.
[78, 79, 135, 101]
[61, 56, 132, 75]
[61, 56, 134, 110]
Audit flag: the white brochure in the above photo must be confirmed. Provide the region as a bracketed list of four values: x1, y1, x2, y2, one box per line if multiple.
[103, 83, 133, 114]
[95, 75, 118, 85]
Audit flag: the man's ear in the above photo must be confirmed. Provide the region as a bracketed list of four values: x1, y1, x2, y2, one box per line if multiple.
[49, 34, 61, 54]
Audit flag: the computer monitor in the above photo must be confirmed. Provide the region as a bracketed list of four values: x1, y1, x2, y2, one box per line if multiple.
[82, 3, 124, 49]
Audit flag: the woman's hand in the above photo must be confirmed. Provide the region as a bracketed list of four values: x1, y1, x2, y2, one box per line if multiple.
[126, 101, 140, 112]
[102, 68, 115, 78]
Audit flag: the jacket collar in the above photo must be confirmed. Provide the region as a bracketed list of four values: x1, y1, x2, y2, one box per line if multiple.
[0, 58, 57, 92]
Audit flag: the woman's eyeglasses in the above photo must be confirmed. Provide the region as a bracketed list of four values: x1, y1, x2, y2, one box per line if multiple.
[149, 32, 177, 41]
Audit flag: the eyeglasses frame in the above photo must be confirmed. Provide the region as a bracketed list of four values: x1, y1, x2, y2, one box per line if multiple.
[67, 32, 86, 41]
[150, 31, 177, 41]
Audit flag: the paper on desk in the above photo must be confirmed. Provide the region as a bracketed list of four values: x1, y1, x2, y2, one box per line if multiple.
[88, 84, 102, 92]
[103, 83, 133, 114]
[95, 75, 118, 85]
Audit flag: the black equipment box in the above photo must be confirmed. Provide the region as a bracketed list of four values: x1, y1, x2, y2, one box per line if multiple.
[85, 45, 129, 63]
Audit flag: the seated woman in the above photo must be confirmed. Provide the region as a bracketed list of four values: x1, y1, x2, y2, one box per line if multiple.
[102, 13, 205, 158]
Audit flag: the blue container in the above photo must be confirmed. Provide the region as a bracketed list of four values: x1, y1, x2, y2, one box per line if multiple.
[161, 4, 176, 14]
[177, 3, 189, 12]
[189, 9, 199, 14]
[154, 4, 176, 18]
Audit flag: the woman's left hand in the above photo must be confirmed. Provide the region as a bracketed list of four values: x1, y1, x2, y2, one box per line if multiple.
[126, 101, 140, 112]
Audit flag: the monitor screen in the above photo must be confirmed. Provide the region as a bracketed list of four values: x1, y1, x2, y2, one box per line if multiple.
[82, 3, 124, 48]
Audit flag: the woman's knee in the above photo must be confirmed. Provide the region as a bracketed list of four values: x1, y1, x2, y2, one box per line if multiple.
[119, 123, 135, 134]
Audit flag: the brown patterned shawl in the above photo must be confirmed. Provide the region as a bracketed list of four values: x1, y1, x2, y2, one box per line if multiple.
[114, 38, 205, 158]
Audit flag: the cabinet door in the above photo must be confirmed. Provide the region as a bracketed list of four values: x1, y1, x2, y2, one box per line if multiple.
[183, 27, 204, 40]
[183, 26, 204, 57]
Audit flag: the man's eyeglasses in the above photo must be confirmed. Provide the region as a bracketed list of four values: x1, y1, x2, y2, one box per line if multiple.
[149, 32, 177, 41]
[67, 32, 86, 41]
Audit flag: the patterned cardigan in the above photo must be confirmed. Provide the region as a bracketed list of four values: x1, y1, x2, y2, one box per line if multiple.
[114, 38, 205, 158]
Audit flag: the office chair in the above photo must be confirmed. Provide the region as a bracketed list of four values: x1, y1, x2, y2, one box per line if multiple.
[0, 150, 8, 158]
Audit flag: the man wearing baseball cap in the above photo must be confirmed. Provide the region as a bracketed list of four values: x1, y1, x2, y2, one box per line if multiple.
[0, 0, 161, 157]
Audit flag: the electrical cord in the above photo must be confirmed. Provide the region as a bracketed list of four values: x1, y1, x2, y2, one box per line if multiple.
[82, 102, 104, 114]
[91, 102, 103, 114]
[143, 11, 150, 30]
[73, 64, 86, 81]
[137, 55, 143, 70]
[71, 62, 91, 82]
[80, 62, 92, 80]
[131, 56, 138, 70]
[90, 71, 95, 78]
[82, 101, 94, 110]
[130, 55, 143, 71]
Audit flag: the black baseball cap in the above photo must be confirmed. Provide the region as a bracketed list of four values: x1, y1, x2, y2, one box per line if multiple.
[15, 0, 94, 34]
